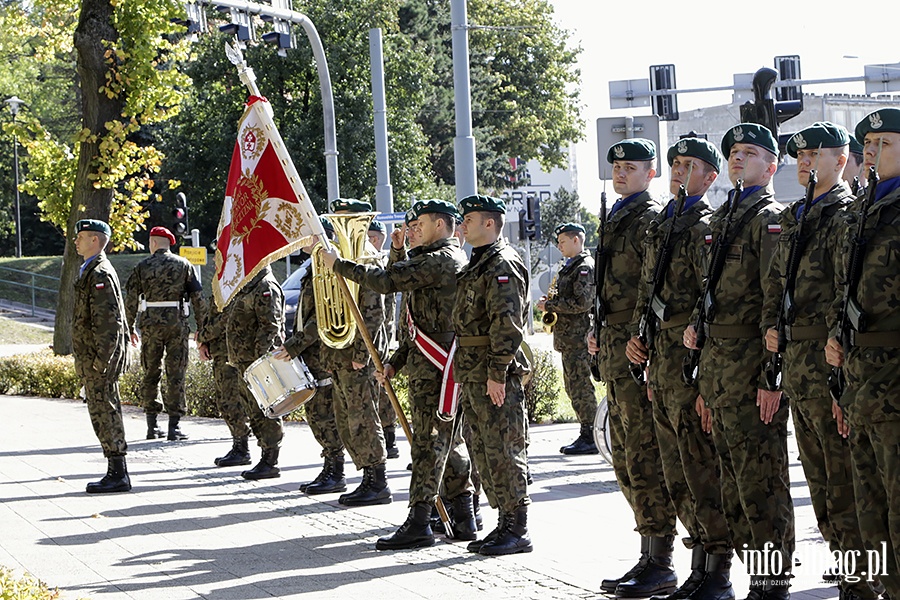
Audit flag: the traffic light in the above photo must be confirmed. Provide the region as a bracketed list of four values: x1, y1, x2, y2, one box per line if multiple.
[261, 0, 295, 57]
[650, 64, 679, 121]
[173, 192, 189, 237]
[217, 6, 253, 42]
[518, 194, 541, 241]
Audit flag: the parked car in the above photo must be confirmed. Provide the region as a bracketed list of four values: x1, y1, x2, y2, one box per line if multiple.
[281, 258, 310, 335]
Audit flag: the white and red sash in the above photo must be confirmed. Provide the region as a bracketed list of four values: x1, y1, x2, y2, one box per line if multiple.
[406, 307, 459, 421]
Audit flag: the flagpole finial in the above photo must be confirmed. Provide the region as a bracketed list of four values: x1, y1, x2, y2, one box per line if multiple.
[225, 39, 262, 98]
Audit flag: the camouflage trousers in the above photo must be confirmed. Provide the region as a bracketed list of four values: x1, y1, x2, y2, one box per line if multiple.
[212, 354, 250, 439]
[653, 383, 731, 554]
[459, 376, 529, 514]
[407, 375, 472, 506]
[607, 376, 677, 537]
[561, 346, 598, 425]
[709, 400, 794, 575]
[234, 360, 284, 451]
[847, 417, 900, 598]
[83, 372, 128, 458]
[376, 384, 398, 429]
[139, 322, 189, 418]
[305, 382, 344, 459]
[331, 365, 386, 469]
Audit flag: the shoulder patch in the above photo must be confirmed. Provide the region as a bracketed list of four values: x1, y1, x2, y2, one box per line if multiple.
[704, 234, 713, 244]
[262, 291, 272, 297]
[497, 275, 509, 284]
[579, 269, 589, 276]
[767, 224, 782, 234]
[95, 282, 105, 289]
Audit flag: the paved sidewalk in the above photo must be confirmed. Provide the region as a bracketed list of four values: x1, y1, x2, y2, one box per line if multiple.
[0, 394, 841, 600]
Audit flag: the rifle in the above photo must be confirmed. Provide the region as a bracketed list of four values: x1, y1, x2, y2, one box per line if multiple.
[828, 144, 882, 403]
[630, 163, 693, 386]
[589, 190, 608, 382]
[682, 179, 743, 386]
[763, 147, 821, 391]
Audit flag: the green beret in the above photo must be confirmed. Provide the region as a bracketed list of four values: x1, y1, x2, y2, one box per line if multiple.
[606, 138, 656, 164]
[721, 123, 777, 158]
[415, 198, 461, 221]
[75, 219, 111, 237]
[849, 136, 864, 156]
[404, 205, 418, 225]
[368, 219, 385, 234]
[855, 108, 900, 144]
[330, 198, 372, 213]
[786, 122, 850, 158]
[666, 137, 723, 173]
[319, 216, 335, 234]
[458, 194, 506, 215]
[553, 222, 585, 239]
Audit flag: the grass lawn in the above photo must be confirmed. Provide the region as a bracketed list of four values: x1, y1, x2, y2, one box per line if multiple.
[0, 316, 53, 345]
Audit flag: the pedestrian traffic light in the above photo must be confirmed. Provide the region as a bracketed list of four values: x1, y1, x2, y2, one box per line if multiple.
[173, 192, 189, 237]
[518, 194, 541, 241]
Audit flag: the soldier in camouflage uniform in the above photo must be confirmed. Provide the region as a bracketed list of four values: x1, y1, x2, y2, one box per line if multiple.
[684, 123, 794, 600]
[197, 303, 251, 467]
[124, 226, 206, 441]
[452, 194, 532, 557]
[587, 139, 678, 598]
[326, 199, 475, 550]
[826, 108, 900, 600]
[274, 220, 347, 496]
[319, 199, 391, 507]
[843, 137, 865, 191]
[72, 219, 131, 494]
[763, 122, 876, 600]
[626, 138, 734, 600]
[537, 222, 598, 455]
[225, 265, 286, 480]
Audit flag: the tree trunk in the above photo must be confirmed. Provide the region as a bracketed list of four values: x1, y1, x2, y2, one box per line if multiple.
[54, 0, 122, 355]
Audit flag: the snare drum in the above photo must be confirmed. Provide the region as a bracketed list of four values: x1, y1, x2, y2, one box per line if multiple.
[244, 352, 317, 419]
[593, 396, 613, 467]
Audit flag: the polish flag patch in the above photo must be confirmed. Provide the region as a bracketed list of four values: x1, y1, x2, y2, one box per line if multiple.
[95, 283, 105, 289]
[497, 275, 509, 284]
[768, 224, 782, 234]
[705, 234, 713, 244]
[262, 291, 271, 297]
[579, 269, 589, 277]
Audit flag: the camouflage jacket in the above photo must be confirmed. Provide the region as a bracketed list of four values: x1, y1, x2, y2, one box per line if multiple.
[225, 268, 285, 366]
[124, 249, 206, 335]
[452, 238, 530, 384]
[282, 262, 331, 378]
[198, 303, 228, 360]
[762, 183, 852, 401]
[632, 198, 712, 390]
[596, 190, 664, 380]
[694, 185, 782, 393]
[334, 237, 466, 380]
[544, 251, 595, 353]
[833, 181, 900, 421]
[72, 252, 129, 379]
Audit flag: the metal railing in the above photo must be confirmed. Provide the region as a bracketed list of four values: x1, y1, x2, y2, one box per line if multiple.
[0, 266, 59, 317]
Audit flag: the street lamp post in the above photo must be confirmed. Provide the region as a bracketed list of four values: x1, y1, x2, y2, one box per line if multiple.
[5, 96, 24, 258]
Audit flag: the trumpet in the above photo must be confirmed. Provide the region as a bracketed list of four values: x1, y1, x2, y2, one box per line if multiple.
[542, 274, 558, 332]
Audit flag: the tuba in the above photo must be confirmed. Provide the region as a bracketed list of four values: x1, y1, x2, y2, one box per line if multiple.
[311, 212, 375, 349]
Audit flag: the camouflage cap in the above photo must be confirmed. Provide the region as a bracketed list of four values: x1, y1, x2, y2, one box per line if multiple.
[330, 198, 372, 213]
[849, 136, 864, 156]
[553, 222, 585, 239]
[368, 219, 386, 234]
[855, 108, 900, 143]
[149, 225, 176, 245]
[786, 121, 850, 158]
[458, 194, 506, 215]
[667, 137, 723, 173]
[721, 123, 778, 158]
[75, 219, 111, 237]
[415, 198, 461, 221]
[606, 138, 656, 164]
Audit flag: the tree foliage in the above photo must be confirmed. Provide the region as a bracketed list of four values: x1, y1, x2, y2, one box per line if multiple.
[529, 186, 599, 272]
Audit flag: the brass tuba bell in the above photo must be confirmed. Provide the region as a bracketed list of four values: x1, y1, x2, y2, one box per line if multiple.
[542, 272, 558, 333]
[311, 212, 375, 349]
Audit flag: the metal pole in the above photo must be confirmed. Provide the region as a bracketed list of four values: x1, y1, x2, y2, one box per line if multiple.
[369, 29, 394, 215]
[525, 236, 534, 335]
[12, 132, 21, 258]
[450, 0, 477, 200]
[191, 228, 201, 284]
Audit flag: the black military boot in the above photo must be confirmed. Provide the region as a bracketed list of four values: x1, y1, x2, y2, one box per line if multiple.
[338, 463, 392, 506]
[449, 492, 478, 541]
[616, 535, 678, 598]
[383, 424, 400, 459]
[473, 493, 483, 530]
[146, 413, 164, 440]
[302, 455, 347, 495]
[652, 546, 707, 600]
[742, 578, 765, 600]
[215, 437, 251, 467]
[167, 415, 188, 441]
[466, 511, 507, 553]
[376, 502, 435, 550]
[687, 552, 734, 600]
[761, 580, 790, 600]
[241, 447, 281, 480]
[479, 505, 533, 555]
[86, 456, 132, 494]
[560, 423, 600, 455]
[602, 536, 651, 593]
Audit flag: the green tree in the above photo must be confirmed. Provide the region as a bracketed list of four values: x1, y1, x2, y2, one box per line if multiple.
[529, 186, 598, 272]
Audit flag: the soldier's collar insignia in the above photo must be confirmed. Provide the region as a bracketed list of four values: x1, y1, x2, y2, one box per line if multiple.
[614, 145, 625, 159]
[794, 133, 807, 149]
[870, 112, 883, 130]
[732, 126, 744, 141]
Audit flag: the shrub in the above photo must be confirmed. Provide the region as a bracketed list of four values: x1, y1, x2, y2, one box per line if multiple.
[0, 349, 80, 399]
[524, 348, 562, 424]
[0, 565, 67, 600]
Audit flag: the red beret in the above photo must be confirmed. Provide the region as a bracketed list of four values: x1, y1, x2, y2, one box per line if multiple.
[149, 226, 176, 245]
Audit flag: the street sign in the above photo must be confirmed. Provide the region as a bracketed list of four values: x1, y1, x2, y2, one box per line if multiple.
[609, 79, 651, 109]
[179, 246, 208, 266]
[595, 115, 662, 180]
[374, 211, 406, 224]
[865, 63, 900, 95]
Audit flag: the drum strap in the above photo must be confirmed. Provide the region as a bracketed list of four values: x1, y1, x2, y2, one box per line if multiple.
[406, 306, 459, 421]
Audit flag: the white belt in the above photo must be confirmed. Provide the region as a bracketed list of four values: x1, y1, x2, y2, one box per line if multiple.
[139, 299, 181, 311]
[317, 378, 333, 387]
